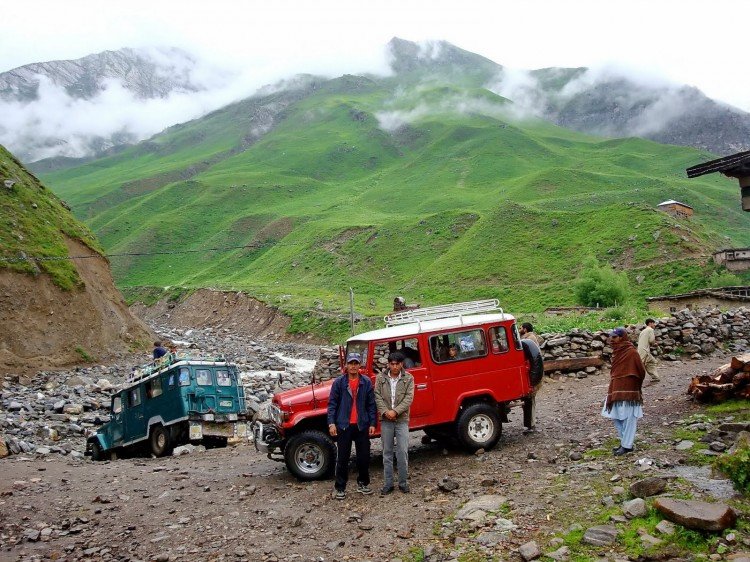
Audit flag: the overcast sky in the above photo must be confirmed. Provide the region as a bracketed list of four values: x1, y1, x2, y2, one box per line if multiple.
[3, 0, 749, 111]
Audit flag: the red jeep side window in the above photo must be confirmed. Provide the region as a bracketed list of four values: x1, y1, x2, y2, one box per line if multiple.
[430, 329, 487, 363]
[490, 326, 509, 354]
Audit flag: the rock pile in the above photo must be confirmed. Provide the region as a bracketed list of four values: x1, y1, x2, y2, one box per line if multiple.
[310, 306, 750, 380]
[1, 325, 319, 459]
[0, 367, 123, 460]
[540, 306, 750, 377]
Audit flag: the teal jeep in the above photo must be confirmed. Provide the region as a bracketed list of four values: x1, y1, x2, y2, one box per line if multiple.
[86, 355, 248, 460]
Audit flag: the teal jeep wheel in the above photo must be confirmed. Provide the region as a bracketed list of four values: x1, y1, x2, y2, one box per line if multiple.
[91, 440, 104, 461]
[149, 425, 172, 457]
[284, 430, 335, 481]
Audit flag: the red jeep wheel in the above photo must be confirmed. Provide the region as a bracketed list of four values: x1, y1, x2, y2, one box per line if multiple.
[284, 430, 336, 481]
[456, 403, 502, 451]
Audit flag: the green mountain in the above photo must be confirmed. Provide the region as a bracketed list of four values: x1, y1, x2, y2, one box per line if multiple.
[36, 40, 749, 325]
[0, 144, 101, 289]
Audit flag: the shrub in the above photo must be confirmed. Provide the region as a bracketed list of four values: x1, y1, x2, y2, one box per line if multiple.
[708, 270, 742, 288]
[574, 257, 630, 308]
[714, 441, 750, 494]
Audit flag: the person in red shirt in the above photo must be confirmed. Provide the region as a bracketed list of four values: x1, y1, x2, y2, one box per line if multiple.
[327, 353, 377, 499]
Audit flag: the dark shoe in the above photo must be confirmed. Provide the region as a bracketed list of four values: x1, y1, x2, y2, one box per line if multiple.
[356, 483, 373, 495]
[333, 489, 346, 500]
[613, 447, 633, 456]
[380, 486, 394, 496]
[399, 484, 410, 493]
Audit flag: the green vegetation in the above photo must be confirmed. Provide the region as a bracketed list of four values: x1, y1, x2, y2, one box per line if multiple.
[574, 257, 630, 307]
[0, 145, 102, 289]
[715, 442, 750, 494]
[32, 64, 750, 336]
[75, 346, 93, 362]
[401, 547, 426, 562]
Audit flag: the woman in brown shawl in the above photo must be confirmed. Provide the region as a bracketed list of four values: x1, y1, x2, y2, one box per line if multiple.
[601, 327, 646, 456]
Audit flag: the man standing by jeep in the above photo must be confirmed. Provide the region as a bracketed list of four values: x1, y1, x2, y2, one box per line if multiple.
[374, 352, 415, 495]
[328, 353, 377, 500]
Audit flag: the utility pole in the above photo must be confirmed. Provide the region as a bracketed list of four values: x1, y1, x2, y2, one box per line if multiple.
[349, 287, 355, 336]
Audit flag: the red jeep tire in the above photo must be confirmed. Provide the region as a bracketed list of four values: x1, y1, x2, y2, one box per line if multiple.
[284, 430, 336, 481]
[456, 403, 502, 451]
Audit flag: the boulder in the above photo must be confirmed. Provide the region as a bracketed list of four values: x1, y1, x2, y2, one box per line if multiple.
[629, 477, 667, 498]
[653, 498, 737, 532]
[519, 541, 542, 561]
[582, 525, 618, 546]
[456, 495, 506, 519]
[623, 498, 647, 518]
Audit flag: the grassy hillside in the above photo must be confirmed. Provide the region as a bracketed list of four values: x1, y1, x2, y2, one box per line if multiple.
[0, 145, 102, 289]
[38, 67, 749, 323]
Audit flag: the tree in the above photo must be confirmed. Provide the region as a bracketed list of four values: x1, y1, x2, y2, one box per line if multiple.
[574, 257, 629, 308]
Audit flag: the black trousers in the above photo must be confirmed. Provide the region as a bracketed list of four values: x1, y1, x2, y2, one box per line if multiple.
[334, 424, 370, 491]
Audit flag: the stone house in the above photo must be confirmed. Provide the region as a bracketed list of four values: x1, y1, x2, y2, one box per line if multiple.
[712, 248, 750, 272]
[647, 286, 750, 314]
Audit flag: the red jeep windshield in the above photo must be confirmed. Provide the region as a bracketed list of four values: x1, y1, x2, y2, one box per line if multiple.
[346, 341, 368, 369]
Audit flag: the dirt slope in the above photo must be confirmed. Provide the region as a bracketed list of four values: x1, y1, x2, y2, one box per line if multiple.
[0, 238, 152, 374]
[130, 289, 325, 344]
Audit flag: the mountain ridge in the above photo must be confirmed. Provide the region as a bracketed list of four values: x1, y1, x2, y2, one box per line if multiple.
[8, 38, 750, 167]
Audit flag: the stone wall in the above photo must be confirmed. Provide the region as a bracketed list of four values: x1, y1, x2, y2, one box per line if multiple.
[311, 307, 750, 380]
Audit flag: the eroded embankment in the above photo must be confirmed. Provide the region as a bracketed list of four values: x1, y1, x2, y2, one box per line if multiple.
[129, 288, 327, 344]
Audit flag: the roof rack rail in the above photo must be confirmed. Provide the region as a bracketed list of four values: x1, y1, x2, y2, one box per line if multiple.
[384, 299, 502, 326]
[126, 352, 229, 383]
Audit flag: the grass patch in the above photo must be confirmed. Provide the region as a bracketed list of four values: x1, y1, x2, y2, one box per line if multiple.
[705, 399, 750, 421]
[75, 346, 93, 362]
[401, 547, 425, 562]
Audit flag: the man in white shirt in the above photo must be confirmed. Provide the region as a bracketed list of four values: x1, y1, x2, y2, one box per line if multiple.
[637, 318, 660, 383]
[374, 352, 415, 495]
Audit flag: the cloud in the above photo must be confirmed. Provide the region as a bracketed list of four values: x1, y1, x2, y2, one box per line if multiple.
[0, 44, 394, 162]
[375, 88, 510, 131]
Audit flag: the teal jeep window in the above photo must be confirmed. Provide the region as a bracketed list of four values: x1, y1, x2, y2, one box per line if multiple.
[196, 369, 212, 385]
[112, 396, 122, 414]
[148, 377, 163, 398]
[179, 368, 190, 386]
[216, 370, 231, 386]
[129, 388, 141, 407]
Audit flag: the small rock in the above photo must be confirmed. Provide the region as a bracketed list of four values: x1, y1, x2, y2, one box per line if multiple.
[623, 498, 647, 518]
[519, 540, 542, 561]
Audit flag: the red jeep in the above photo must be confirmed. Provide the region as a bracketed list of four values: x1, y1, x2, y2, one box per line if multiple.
[253, 300, 543, 480]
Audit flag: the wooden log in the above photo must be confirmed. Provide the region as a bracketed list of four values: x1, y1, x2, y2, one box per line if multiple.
[543, 356, 604, 373]
[730, 353, 750, 370]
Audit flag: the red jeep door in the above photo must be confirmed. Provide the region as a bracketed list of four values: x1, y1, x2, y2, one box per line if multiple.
[372, 338, 434, 421]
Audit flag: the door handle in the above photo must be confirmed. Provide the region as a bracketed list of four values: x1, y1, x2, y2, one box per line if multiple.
[416, 383, 428, 390]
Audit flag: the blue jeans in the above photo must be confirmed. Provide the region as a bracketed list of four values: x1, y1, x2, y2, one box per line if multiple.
[381, 420, 409, 488]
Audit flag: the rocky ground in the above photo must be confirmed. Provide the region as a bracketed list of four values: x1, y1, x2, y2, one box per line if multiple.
[1, 329, 748, 562]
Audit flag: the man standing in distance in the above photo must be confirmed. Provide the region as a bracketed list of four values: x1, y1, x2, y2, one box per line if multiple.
[327, 353, 376, 499]
[152, 342, 168, 360]
[638, 318, 660, 383]
[519, 323, 541, 346]
[602, 327, 646, 456]
[374, 352, 415, 495]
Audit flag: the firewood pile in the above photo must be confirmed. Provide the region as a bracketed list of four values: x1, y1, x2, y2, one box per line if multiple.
[688, 353, 750, 403]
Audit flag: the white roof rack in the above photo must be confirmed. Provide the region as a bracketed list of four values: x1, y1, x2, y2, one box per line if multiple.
[384, 299, 502, 326]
